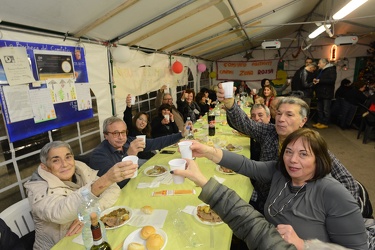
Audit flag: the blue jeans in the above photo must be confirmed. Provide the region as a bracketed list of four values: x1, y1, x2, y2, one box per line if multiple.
[317, 98, 332, 125]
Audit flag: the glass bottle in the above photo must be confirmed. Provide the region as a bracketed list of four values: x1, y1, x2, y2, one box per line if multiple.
[78, 188, 107, 250]
[208, 109, 215, 136]
[90, 212, 111, 250]
[186, 117, 195, 140]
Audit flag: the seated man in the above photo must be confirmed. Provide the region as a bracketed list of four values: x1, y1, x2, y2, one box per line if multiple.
[24, 141, 130, 250]
[90, 116, 190, 188]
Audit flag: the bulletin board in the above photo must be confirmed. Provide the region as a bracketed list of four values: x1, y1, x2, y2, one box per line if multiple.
[0, 40, 93, 142]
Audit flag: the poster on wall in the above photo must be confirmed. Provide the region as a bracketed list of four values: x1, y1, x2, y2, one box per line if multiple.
[0, 40, 92, 142]
[216, 60, 278, 81]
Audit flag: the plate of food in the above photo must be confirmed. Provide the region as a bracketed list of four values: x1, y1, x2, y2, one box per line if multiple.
[193, 204, 223, 226]
[215, 165, 236, 175]
[100, 206, 132, 229]
[143, 165, 168, 177]
[222, 144, 243, 153]
[123, 226, 167, 250]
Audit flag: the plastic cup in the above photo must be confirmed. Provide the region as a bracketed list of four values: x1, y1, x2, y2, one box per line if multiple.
[221, 81, 234, 98]
[178, 141, 193, 159]
[130, 96, 136, 105]
[164, 84, 170, 93]
[122, 155, 139, 178]
[169, 159, 187, 184]
[136, 135, 146, 143]
[252, 88, 257, 95]
[164, 114, 170, 121]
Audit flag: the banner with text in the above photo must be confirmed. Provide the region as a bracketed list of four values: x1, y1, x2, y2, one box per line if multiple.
[216, 60, 278, 81]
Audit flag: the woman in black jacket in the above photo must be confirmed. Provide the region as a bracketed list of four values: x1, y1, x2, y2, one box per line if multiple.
[151, 104, 179, 138]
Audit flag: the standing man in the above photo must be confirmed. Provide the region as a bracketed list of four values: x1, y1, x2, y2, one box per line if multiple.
[291, 63, 317, 106]
[313, 58, 337, 129]
[155, 85, 184, 131]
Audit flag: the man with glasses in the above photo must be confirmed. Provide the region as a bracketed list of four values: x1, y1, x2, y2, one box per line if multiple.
[90, 116, 190, 188]
[155, 85, 184, 131]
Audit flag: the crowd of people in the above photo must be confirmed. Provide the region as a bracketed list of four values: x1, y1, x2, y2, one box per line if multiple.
[8, 59, 374, 250]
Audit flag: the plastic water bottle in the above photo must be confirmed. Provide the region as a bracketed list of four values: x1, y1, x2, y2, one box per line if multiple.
[186, 117, 195, 140]
[77, 188, 107, 250]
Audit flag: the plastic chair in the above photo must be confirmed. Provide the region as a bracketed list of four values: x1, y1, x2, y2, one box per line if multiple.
[0, 198, 34, 238]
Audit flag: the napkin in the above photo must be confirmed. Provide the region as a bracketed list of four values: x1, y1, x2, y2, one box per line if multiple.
[181, 205, 196, 215]
[213, 175, 225, 183]
[128, 209, 168, 228]
[73, 233, 84, 245]
[154, 173, 173, 185]
[137, 182, 160, 188]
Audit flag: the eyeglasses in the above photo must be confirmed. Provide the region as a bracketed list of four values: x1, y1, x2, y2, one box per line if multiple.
[106, 131, 127, 137]
[163, 98, 173, 101]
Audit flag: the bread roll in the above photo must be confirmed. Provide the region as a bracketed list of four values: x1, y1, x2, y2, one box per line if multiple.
[127, 242, 145, 250]
[140, 225, 156, 240]
[141, 205, 153, 214]
[146, 233, 164, 250]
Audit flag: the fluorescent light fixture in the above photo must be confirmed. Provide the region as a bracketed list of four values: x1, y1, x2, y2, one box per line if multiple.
[308, 24, 331, 39]
[332, 0, 368, 20]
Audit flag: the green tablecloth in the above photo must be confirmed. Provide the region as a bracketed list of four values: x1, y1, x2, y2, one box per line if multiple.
[52, 114, 253, 250]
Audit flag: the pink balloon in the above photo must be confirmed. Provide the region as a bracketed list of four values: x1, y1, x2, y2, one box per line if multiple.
[197, 63, 206, 73]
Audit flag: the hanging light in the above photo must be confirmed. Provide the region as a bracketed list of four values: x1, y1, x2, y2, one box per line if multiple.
[330, 45, 338, 61]
[333, 0, 368, 20]
[308, 24, 331, 39]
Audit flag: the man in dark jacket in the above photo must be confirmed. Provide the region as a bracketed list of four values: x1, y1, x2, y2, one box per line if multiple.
[291, 63, 317, 106]
[312, 58, 337, 129]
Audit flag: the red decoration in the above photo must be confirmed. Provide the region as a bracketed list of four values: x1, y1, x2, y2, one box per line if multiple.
[172, 61, 183, 74]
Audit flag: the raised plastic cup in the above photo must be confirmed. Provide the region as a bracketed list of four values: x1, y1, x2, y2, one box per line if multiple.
[130, 96, 136, 105]
[169, 159, 187, 184]
[122, 155, 139, 178]
[136, 135, 146, 144]
[178, 141, 193, 159]
[221, 81, 234, 98]
[164, 114, 170, 121]
[164, 84, 170, 93]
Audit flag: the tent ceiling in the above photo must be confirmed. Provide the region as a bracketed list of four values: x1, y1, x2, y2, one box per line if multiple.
[1, 0, 375, 60]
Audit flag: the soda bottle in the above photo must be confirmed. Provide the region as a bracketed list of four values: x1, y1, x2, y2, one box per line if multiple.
[208, 109, 215, 136]
[90, 212, 111, 250]
[78, 188, 107, 250]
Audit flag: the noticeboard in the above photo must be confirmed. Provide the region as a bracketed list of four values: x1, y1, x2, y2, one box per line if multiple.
[0, 40, 93, 142]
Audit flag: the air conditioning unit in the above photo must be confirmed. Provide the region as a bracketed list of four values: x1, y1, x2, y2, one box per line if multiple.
[261, 41, 281, 49]
[334, 36, 358, 46]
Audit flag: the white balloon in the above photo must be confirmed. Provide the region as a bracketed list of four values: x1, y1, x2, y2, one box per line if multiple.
[110, 46, 132, 63]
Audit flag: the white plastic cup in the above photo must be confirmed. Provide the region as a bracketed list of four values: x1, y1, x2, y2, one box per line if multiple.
[221, 81, 234, 98]
[252, 88, 257, 95]
[122, 155, 139, 178]
[287, 79, 291, 84]
[164, 114, 170, 121]
[178, 141, 193, 159]
[164, 84, 170, 93]
[169, 159, 187, 184]
[130, 96, 136, 105]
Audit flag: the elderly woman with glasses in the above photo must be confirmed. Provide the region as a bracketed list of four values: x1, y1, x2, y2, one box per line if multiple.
[24, 141, 128, 250]
[172, 129, 367, 249]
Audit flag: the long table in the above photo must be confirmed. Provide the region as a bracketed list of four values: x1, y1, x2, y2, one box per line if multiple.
[52, 113, 253, 250]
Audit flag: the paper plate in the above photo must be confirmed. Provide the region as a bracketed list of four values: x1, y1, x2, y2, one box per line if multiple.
[123, 228, 167, 250]
[100, 206, 132, 230]
[143, 165, 168, 177]
[215, 165, 236, 175]
[193, 204, 223, 226]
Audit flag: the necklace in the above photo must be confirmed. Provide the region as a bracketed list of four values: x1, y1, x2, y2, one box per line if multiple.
[268, 181, 307, 217]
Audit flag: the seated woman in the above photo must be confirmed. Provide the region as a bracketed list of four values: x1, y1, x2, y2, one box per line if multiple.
[262, 84, 277, 107]
[151, 104, 179, 138]
[24, 141, 135, 250]
[195, 92, 210, 117]
[172, 129, 367, 249]
[178, 89, 201, 123]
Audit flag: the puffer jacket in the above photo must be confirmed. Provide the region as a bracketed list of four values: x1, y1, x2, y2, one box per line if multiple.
[199, 178, 296, 250]
[24, 161, 120, 250]
[315, 64, 337, 99]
